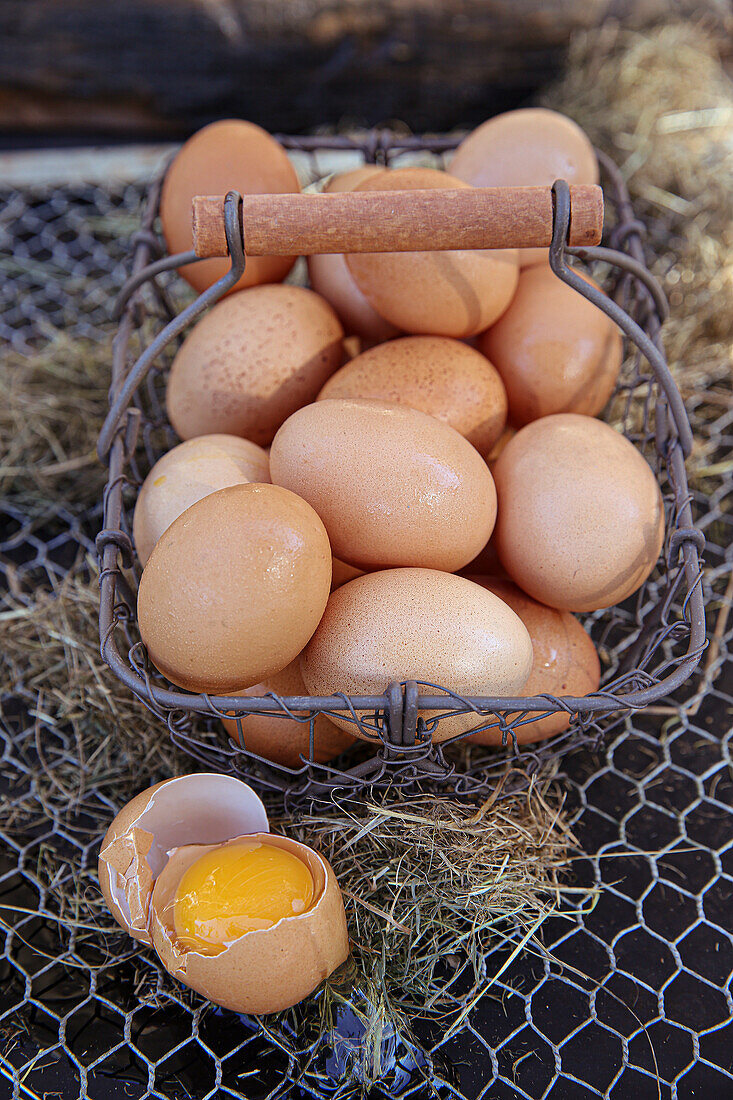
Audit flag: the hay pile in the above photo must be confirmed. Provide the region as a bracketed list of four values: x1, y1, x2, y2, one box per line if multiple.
[1, 18, 731, 1089]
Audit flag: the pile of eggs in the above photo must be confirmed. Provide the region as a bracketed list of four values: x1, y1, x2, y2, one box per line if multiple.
[134, 107, 664, 759]
[101, 107, 667, 1015]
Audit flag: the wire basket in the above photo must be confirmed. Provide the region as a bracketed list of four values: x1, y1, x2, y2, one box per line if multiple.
[96, 132, 706, 802]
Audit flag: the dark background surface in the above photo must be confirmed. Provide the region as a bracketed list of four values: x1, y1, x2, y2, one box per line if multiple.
[0, 0, 730, 144]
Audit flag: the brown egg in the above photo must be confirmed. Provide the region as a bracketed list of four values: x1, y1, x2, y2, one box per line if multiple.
[493, 414, 665, 612]
[137, 483, 332, 693]
[301, 568, 533, 742]
[479, 266, 623, 427]
[166, 285, 344, 445]
[133, 435, 270, 566]
[307, 167, 401, 345]
[149, 833, 349, 1015]
[346, 168, 519, 337]
[222, 659, 355, 767]
[270, 398, 497, 572]
[160, 119, 300, 294]
[318, 336, 507, 459]
[450, 108, 599, 267]
[98, 777, 349, 1014]
[98, 774, 270, 946]
[465, 578, 601, 744]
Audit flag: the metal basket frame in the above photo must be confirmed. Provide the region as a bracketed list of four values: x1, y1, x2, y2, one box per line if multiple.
[96, 132, 706, 798]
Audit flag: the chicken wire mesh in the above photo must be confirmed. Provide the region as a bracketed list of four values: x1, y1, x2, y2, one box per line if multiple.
[0, 137, 731, 1099]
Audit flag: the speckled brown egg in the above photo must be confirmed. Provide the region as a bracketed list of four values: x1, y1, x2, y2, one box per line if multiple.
[479, 266, 622, 426]
[465, 578, 601, 744]
[493, 414, 665, 612]
[307, 168, 401, 345]
[137, 483, 332, 693]
[133, 435, 270, 566]
[160, 119, 300, 294]
[270, 398, 497, 572]
[346, 168, 519, 337]
[317, 336, 507, 459]
[450, 108, 599, 267]
[301, 568, 533, 741]
[166, 285, 344, 445]
[221, 658, 355, 767]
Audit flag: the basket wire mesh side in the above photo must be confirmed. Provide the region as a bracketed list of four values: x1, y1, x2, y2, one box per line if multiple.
[1, 138, 731, 1100]
[96, 134, 705, 802]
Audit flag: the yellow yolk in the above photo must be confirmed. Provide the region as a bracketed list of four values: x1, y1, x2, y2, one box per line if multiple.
[173, 840, 315, 955]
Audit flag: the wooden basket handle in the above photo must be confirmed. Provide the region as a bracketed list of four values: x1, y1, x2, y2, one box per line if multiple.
[191, 184, 603, 258]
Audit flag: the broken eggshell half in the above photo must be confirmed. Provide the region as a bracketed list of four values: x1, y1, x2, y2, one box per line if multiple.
[148, 832, 350, 1015]
[98, 773, 269, 946]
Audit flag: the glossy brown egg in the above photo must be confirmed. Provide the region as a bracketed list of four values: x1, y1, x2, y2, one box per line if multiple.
[450, 108, 599, 266]
[493, 414, 665, 612]
[466, 578, 601, 744]
[137, 483, 332, 693]
[221, 659, 355, 767]
[307, 167, 401, 345]
[479, 266, 622, 426]
[346, 168, 519, 337]
[270, 398, 497, 572]
[160, 119, 300, 294]
[318, 336, 507, 459]
[166, 285, 344, 445]
[133, 435, 270, 566]
[301, 568, 533, 741]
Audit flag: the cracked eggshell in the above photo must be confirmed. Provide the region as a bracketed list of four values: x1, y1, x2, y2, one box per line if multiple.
[148, 833, 350, 1015]
[346, 168, 519, 337]
[98, 774, 269, 946]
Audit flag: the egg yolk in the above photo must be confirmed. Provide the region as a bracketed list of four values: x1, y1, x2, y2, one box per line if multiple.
[173, 840, 315, 955]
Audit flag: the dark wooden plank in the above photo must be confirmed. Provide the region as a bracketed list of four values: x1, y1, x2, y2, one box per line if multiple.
[0, 0, 726, 137]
